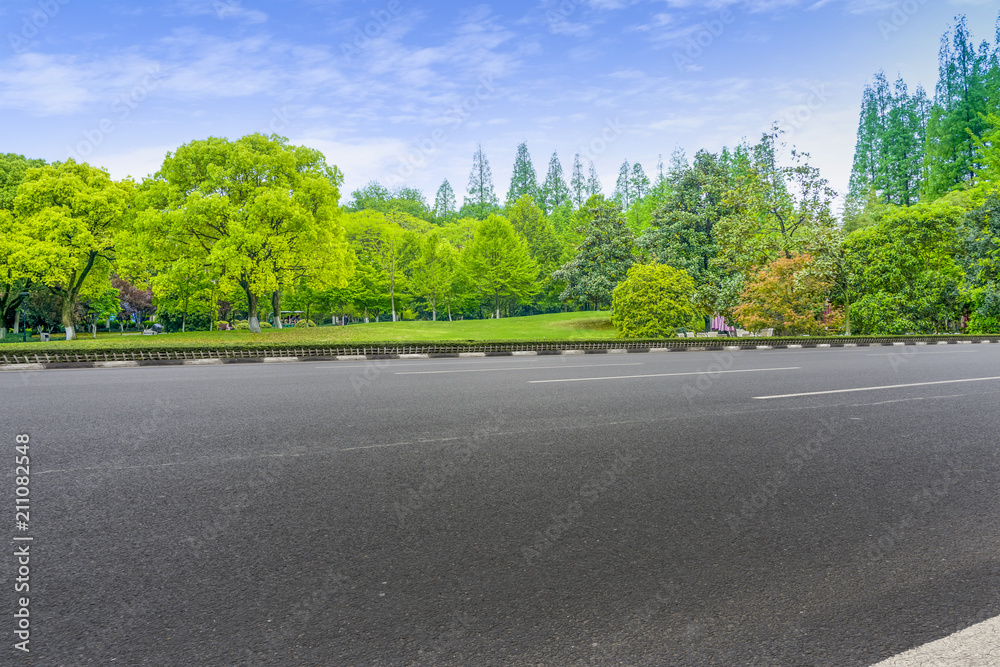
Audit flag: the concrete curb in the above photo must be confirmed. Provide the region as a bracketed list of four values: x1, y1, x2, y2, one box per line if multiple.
[1, 339, 997, 372]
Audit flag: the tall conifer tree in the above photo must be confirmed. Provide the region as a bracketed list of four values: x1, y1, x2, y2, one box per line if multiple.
[506, 142, 539, 206]
[540, 151, 571, 214]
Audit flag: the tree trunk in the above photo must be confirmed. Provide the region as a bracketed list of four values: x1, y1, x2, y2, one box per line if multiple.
[448, 303, 452, 321]
[271, 290, 283, 329]
[61, 295, 76, 341]
[245, 288, 261, 333]
[92, 322, 97, 338]
[390, 275, 396, 322]
[0, 326, 6, 338]
[843, 294, 852, 336]
[432, 293, 437, 322]
[13, 310, 19, 334]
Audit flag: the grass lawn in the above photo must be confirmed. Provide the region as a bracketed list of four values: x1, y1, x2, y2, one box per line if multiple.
[1, 311, 617, 352]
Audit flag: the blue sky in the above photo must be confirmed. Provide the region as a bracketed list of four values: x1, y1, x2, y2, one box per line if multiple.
[2, 0, 998, 210]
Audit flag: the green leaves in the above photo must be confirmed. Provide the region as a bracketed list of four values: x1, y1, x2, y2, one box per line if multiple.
[12, 160, 133, 338]
[611, 263, 698, 338]
[464, 214, 538, 317]
[134, 134, 352, 332]
[553, 197, 635, 309]
[844, 197, 965, 333]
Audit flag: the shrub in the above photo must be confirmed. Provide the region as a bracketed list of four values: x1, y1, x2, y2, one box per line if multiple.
[611, 264, 699, 338]
[259, 321, 273, 329]
[234, 321, 251, 330]
[294, 319, 316, 328]
[141, 320, 153, 329]
[966, 314, 1000, 334]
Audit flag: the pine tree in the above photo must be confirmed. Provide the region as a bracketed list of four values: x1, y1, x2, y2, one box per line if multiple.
[613, 160, 633, 211]
[586, 161, 602, 197]
[465, 143, 498, 211]
[433, 180, 457, 220]
[884, 77, 924, 206]
[630, 162, 650, 201]
[924, 16, 991, 198]
[847, 71, 930, 211]
[847, 77, 883, 210]
[540, 151, 571, 214]
[570, 153, 586, 208]
[506, 142, 538, 206]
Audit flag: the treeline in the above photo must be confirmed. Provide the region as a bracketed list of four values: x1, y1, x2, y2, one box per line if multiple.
[2, 14, 999, 340]
[847, 15, 1000, 217]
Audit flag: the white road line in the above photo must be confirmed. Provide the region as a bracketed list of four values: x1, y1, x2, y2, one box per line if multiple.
[870, 614, 1000, 666]
[753, 375, 1000, 400]
[528, 367, 800, 384]
[396, 363, 644, 375]
[865, 351, 962, 356]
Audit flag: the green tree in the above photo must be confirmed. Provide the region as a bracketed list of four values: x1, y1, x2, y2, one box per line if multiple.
[924, 16, 993, 198]
[0, 154, 47, 335]
[14, 160, 133, 340]
[844, 195, 966, 333]
[586, 161, 602, 198]
[344, 210, 418, 322]
[638, 149, 731, 325]
[507, 195, 561, 268]
[466, 143, 499, 212]
[613, 160, 634, 212]
[958, 191, 1000, 332]
[412, 232, 456, 321]
[630, 162, 650, 202]
[433, 180, 457, 221]
[570, 153, 587, 208]
[132, 134, 353, 333]
[350, 260, 392, 323]
[349, 181, 431, 220]
[464, 214, 538, 318]
[611, 263, 699, 338]
[506, 142, 539, 207]
[540, 151, 570, 215]
[553, 197, 636, 310]
[717, 129, 837, 273]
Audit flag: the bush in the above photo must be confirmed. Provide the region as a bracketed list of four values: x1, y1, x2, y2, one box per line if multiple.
[611, 264, 699, 338]
[141, 320, 153, 329]
[259, 321, 273, 329]
[966, 314, 1000, 334]
[234, 321, 251, 330]
[294, 319, 316, 328]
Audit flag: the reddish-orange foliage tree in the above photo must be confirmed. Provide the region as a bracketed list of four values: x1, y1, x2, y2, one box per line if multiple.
[733, 254, 843, 335]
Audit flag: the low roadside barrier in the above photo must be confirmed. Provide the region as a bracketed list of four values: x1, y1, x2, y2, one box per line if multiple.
[2, 336, 998, 367]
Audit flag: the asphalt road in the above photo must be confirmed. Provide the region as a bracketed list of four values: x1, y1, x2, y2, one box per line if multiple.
[2, 345, 999, 666]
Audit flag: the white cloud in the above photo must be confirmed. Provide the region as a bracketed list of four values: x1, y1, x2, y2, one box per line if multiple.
[0, 52, 162, 116]
[171, 0, 268, 24]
